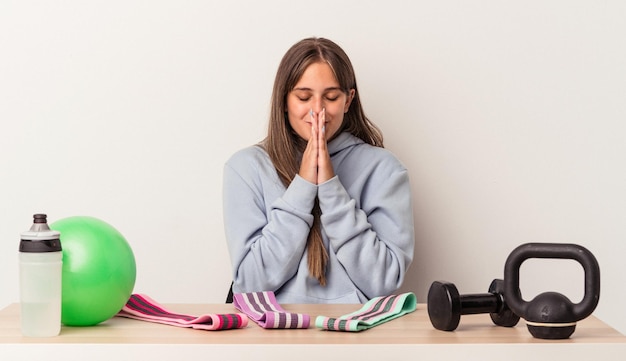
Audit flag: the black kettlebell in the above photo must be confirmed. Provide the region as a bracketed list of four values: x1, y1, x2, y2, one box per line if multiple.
[503, 243, 600, 339]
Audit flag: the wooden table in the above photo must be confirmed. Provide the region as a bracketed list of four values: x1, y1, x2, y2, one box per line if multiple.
[2, 303, 625, 360]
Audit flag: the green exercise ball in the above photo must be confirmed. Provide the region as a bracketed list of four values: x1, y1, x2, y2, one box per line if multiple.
[50, 216, 136, 326]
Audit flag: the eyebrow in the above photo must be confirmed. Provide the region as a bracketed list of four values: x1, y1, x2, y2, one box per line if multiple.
[292, 87, 343, 92]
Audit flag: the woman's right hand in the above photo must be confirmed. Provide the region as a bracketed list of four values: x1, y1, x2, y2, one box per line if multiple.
[300, 109, 334, 185]
[299, 109, 321, 184]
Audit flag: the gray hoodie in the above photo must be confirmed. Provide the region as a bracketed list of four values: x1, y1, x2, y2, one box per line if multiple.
[223, 132, 415, 303]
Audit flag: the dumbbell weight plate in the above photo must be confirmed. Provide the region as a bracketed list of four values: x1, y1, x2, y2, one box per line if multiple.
[488, 279, 520, 327]
[427, 281, 462, 331]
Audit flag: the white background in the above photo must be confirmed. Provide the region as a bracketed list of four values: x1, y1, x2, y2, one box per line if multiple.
[1, 1, 625, 334]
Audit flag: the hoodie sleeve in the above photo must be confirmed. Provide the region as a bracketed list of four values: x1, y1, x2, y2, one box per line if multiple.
[223, 149, 317, 293]
[317, 156, 415, 299]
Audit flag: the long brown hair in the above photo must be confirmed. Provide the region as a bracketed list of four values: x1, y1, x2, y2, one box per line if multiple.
[262, 37, 383, 285]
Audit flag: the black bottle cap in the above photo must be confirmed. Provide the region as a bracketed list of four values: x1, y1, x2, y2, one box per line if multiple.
[20, 214, 62, 253]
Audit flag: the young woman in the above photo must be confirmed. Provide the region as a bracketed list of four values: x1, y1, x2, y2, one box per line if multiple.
[223, 37, 415, 303]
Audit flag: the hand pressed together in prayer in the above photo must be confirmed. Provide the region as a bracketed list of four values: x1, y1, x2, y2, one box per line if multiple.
[300, 108, 335, 185]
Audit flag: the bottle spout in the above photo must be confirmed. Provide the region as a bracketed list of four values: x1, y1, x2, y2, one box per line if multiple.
[30, 214, 52, 232]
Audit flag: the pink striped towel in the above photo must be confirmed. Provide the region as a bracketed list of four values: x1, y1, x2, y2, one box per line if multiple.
[233, 291, 310, 329]
[116, 294, 248, 330]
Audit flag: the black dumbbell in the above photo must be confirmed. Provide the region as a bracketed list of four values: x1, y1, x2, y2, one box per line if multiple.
[427, 279, 520, 331]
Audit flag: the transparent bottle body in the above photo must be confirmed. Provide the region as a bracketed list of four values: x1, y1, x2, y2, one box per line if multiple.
[19, 252, 63, 337]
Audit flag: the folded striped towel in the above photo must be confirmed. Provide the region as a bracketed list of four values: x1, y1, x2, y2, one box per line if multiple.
[315, 292, 417, 331]
[116, 294, 248, 330]
[233, 291, 310, 329]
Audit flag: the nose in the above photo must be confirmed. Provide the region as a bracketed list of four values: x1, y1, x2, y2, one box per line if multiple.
[312, 97, 325, 114]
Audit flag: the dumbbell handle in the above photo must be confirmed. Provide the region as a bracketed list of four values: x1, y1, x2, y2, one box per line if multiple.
[459, 293, 501, 315]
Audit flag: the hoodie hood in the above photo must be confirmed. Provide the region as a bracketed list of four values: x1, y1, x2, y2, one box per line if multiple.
[328, 132, 365, 156]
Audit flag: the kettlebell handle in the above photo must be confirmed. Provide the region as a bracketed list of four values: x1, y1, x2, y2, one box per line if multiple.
[503, 243, 600, 322]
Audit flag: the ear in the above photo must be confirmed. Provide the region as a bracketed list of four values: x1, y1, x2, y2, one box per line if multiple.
[344, 89, 355, 113]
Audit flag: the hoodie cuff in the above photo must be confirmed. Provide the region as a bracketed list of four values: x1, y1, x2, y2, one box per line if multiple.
[317, 176, 350, 213]
[282, 174, 318, 213]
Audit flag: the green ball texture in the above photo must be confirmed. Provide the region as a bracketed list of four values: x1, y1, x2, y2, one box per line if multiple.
[50, 216, 136, 326]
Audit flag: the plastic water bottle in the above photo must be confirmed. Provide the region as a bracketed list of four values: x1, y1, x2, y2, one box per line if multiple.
[19, 214, 63, 337]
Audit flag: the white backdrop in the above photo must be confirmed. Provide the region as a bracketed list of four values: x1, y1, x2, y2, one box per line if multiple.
[2, 1, 625, 334]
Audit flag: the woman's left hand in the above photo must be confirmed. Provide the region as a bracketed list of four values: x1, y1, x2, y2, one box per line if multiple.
[315, 108, 334, 184]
